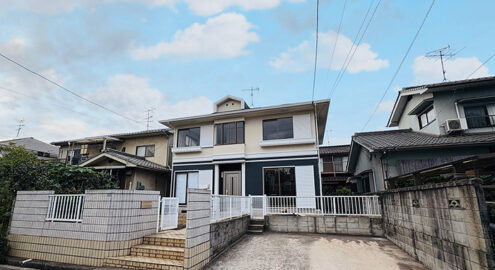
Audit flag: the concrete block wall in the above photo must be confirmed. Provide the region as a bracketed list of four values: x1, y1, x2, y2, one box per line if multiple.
[184, 188, 211, 270]
[8, 189, 160, 266]
[210, 215, 249, 258]
[380, 178, 495, 270]
[267, 215, 383, 237]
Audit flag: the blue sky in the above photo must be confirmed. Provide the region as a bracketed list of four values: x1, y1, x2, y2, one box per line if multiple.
[0, 0, 494, 144]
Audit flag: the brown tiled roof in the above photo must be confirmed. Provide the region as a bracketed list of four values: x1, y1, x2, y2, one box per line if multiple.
[84, 149, 169, 171]
[352, 129, 495, 152]
[319, 145, 350, 155]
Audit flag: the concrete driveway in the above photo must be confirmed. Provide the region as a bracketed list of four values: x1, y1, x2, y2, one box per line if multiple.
[205, 233, 427, 270]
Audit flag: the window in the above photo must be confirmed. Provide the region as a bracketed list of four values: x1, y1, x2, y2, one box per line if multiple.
[175, 171, 199, 204]
[177, 127, 200, 147]
[418, 106, 436, 128]
[332, 156, 348, 172]
[136, 145, 155, 157]
[465, 104, 495, 128]
[80, 144, 88, 155]
[262, 117, 293, 140]
[264, 167, 296, 196]
[215, 121, 244, 145]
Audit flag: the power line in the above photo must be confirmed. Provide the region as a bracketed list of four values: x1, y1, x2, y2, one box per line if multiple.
[311, 0, 320, 101]
[361, 0, 436, 130]
[467, 52, 495, 79]
[0, 52, 141, 123]
[328, 0, 348, 75]
[328, 0, 381, 99]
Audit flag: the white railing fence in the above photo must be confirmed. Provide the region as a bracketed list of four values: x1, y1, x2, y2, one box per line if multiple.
[211, 195, 250, 222]
[46, 194, 85, 222]
[265, 196, 381, 216]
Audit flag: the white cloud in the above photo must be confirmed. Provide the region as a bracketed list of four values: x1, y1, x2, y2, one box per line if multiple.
[269, 31, 388, 73]
[0, 0, 177, 14]
[412, 56, 491, 84]
[85, 74, 213, 125]
[184, 0, 277, 16]
[129, 13, 259, 60]
[0, 71, 213, 142]
[377, 100, 395, 113]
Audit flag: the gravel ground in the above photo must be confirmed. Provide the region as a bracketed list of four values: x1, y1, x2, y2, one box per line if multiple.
[205, 233, 427, 270]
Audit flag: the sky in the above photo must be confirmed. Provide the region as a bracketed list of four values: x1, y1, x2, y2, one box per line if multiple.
[0, 0, 494, 145]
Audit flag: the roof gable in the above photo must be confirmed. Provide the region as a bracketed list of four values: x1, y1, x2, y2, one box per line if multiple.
[213, 95, 248, 112]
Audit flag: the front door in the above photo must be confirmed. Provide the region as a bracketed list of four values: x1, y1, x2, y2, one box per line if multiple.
[223, 171, 241, 195]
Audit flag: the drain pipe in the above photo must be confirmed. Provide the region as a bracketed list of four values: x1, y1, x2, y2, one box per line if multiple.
[314, 102, 323, 196]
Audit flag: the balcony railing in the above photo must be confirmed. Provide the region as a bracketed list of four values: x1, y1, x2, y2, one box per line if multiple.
[465, 115, 495, 129]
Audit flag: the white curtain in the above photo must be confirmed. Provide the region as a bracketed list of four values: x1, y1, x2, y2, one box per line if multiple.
[487, 104, 495, 125]
[176, 173, 187, 204]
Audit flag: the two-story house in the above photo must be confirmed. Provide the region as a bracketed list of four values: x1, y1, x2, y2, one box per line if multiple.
[52, 129, 173, 196]
[348, 76, 495, 192]
[319, 145, 354, 194]
[159, 96, 330, 204]
[0, 137, 59, 160]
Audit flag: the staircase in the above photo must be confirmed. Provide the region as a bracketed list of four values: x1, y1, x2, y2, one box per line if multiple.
[104, 229, 185, 270]
[247, 219, 265, 234]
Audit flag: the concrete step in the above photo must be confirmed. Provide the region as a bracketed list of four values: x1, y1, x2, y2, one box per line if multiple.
[248, 224, 264, 230]
[143, 236, 185, 248]
[247, 229, 263, 235]
[104, 256, 183, 270]
[249, 219, 265, 225]
[130, 245, 184, 260]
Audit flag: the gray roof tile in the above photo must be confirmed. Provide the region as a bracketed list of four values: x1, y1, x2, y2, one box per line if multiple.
[94, 149, 169, 171]
[352, 129, 495, 151]
[320, 145, 350, 155]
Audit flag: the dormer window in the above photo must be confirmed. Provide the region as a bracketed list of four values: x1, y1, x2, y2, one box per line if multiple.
[178, 127, 200, 147]
[418, 106, 436, 129]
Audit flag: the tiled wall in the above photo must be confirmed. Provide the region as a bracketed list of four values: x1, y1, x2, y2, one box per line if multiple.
[8, 189, 160, 266]
[210, 215, 249, 258]
[184, 188, 211, 270]
[267, 215, 383, 237]
[380, 179, 495, 270]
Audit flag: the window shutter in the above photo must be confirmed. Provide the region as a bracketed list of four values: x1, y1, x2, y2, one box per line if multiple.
[295, 165, 316, 208]
[293, 114, 312, 139]
[200, 125, 214, 147]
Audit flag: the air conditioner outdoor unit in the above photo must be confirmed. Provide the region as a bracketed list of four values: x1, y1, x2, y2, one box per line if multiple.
[445, 119, 464, 134]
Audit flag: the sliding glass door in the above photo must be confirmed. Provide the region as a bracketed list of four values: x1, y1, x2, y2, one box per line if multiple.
[175, 171, 199, 204]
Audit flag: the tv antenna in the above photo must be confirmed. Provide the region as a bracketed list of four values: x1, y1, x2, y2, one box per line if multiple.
[242, 87, 259, 107]
[15, 119, 24, 137]
[145, 108, 155, 130]
[426, 45, 457, 81]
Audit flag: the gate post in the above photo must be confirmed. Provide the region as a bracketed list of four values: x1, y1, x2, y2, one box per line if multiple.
[156, 197, 161, 233]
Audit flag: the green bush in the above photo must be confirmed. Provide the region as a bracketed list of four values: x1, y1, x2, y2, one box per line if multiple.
[0, 144, 116, 262]
[334, 187, 351, 195]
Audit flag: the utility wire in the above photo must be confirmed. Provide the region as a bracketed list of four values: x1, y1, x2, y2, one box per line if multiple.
[361, 0, 436, 130]
[328, 0, 381, 99]
[311, 0, 320, 101]
[0, 52, 142, 123]
[328, 0, 348, 73]
[467, 52, 495, 79]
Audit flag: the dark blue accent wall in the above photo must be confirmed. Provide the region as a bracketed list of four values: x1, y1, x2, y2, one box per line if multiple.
[173, 164, 215, 172]
[245, 158, 320, 196]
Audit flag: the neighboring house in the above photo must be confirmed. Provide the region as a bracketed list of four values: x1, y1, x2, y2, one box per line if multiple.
[0, 137, 59, 160]
[51, 129, 173, 196]
[348, 76, 495, 192]
[159, 95, 330, 204]
[319, 145, 354, 194]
